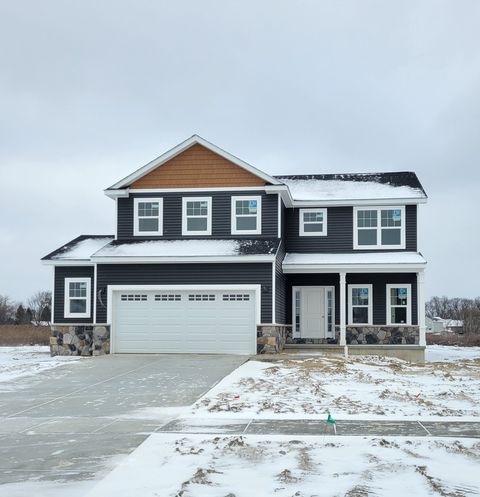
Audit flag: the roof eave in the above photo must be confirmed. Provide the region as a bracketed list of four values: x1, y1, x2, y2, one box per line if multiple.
[90, 255, 276, 264]
[291, 196, 428, 207]
[282, 262, 427, 273]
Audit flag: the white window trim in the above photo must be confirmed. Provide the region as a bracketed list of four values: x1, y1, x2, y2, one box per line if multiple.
[353, 206, 405, 250]
[64, 277, 91, 318]
[231, 195, 262, 235]
[386, 283, 412, 325]
[182, 197, 212, 236]
[133, 197, 163, 236]
[299, 208, 327, 237]
[348, 284, 373, 325]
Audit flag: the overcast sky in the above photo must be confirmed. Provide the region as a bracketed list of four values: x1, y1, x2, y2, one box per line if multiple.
[1, 0, 479, 303]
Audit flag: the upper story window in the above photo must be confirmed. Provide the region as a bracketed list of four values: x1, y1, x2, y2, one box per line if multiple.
[299, 208, 327, 236]
[353, 206, 405, 249]
[182, 197, 212, 236]
[348, 284, 373, 325]
[134, 198, 163, 236]
[387, 284, 411, 325]
[64, 278, 91, 318]
[231, 196, 262, 235]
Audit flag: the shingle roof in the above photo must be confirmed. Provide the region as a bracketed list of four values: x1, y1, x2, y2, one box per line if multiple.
[42, 235, 114, 261]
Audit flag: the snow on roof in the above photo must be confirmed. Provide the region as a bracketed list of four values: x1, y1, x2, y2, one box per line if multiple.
[92, 239, 278, 258]
[50, 236, 113, 260]
[283, 252, 427, 266]
[279, 178, 425, 201]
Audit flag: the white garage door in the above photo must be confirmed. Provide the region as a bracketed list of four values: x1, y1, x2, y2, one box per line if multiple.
[112, 289, 256, 354]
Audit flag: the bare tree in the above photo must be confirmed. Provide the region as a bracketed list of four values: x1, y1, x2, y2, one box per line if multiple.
[426, 296, 480, 334]
[0, 294, 16, 324]
[27, 291, 52, 325]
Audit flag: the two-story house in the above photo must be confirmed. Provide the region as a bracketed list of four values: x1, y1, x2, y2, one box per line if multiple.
[42, 135, 428, 361]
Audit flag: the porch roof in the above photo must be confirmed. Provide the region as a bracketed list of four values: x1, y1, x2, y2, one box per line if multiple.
[282, 251, 427, 273]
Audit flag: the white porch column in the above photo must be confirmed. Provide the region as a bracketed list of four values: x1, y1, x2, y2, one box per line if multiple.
[417, 270, 426, 346]
[339, 272, 346, 346]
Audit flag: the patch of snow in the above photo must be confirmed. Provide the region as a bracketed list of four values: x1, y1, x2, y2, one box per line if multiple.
[52, 237, 113, 260]
[0, 479, 98, 497]
[281, 178, 425, 201]
[426, 345, 480, 362]
[93, 239, 241, 258]
[283, 251, 427, 266]
[0, 346, 81, 386]
[190, 352, 480, 419]
[86, 433, 480, 497]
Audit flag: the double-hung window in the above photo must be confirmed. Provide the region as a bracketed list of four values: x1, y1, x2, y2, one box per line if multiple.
[64, 278, 91, 318]
[354, 206, 405, 249]
[231, 196, 261, 234]
[182, 197, 212, 235]
[134, 198, 163, 236]
[299, 208, 327, 236]
[348, 284, 373, 325]
[387, 284, 411, 325]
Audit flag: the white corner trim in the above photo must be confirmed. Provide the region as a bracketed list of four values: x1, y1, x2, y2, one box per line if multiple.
[107, 135, 282, 190]
[93, 264, 97, 322]
[353, 205, 406, 250]
[299, 208, 328, 237]
[230, 195, 262, 235]
[64, 277, 91, 319]
[133, 197, 164, 237]
[347, 284, 373, 325]
[182, 196, 212, 236]
[277, 194, 282, 238]
[51, 266, 55, 325]
[272, 261, 276, 324]
[386, 283, 412, 326]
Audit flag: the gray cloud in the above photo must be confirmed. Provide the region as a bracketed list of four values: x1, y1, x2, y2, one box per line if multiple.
[1, 0, 479, 302]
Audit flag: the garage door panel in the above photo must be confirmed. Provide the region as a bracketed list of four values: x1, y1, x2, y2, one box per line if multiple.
[113, 289, 255, 354]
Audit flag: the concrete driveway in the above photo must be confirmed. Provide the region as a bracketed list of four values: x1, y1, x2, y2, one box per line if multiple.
[0, 354, 247, 488]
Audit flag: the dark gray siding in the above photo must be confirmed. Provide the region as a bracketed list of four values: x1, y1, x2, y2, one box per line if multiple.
[285, 273, 418, 326]
[118, 191, 278, 240]
[96, 263, 273, 323]
[285, 205, 417, 252]
[347, 273, 418, 326]
[275, 240, 287, 324]
[54, 266, 94, 324]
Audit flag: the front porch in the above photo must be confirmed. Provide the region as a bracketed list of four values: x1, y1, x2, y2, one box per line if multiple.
[281, 252, 427, 358]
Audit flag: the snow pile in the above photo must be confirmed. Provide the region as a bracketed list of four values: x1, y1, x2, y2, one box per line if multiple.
[0, 346, 81, 386]
[190, 348, 480, 419]
[93, 239, 240, 258]
[86, 433, 480, 497]
[281, 178, 425, 201]
[52, 237, 113, 260]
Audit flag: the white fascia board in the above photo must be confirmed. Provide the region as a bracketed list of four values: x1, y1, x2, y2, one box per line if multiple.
[104, 189, 130, 199]
[282, 263, 427, 274]
[292, 197, 428, 207]
[91, 255, 276, 264]
[42, 260, 95, 266]
[264, 185, 294, 207]
[106, 135, 282, 190]
[129, 186, 269, 193]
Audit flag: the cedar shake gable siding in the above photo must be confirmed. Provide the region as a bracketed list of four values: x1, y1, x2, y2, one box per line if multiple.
[130, 144, 267, 189]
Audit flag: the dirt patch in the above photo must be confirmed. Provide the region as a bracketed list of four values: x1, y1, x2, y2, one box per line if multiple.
[0, 325, 50, 346]
[427, 333, 480, 346]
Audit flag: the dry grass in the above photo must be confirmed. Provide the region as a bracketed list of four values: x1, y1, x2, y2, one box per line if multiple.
[427, 333, 480, 346]
[0, 325, 50, 346]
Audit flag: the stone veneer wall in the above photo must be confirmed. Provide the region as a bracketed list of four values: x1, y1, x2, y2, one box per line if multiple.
[50, 325, 110, 356]
[347, 326, 419, 345]
[257, 325, 290, 354]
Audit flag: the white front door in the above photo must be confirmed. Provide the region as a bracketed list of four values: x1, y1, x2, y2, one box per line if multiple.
[301, 287, 325, 339]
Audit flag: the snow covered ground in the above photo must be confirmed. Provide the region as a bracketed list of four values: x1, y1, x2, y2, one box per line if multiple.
[87, 433, 480, 497]
[0, 346, 81, 386]
[190, 346, 480, 419]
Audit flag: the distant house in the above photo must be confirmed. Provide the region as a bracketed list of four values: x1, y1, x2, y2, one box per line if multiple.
[426, 317, 464, 334]
[42, 135, 428, 361]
